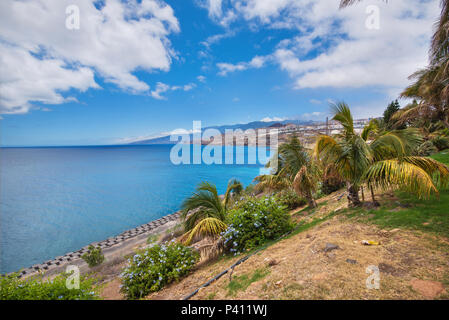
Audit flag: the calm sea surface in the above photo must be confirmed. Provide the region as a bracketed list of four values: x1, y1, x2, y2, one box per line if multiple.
[0, 145, 265, 273]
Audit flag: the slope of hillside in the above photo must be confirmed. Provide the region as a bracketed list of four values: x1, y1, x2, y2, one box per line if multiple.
[99, 151, 449, 300]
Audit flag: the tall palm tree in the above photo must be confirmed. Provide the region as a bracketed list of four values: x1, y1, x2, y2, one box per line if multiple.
[340, 0, 449, 128]
[180, 179, 242, 245]
[315, 102, 449, 206]
[398, 66, 449, 129]
[430, 0, 449, 100]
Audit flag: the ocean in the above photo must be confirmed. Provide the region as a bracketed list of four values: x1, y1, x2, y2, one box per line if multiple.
[0, 145, 266, 273]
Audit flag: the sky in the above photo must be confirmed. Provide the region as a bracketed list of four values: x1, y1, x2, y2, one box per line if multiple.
[0, 0, 441, 146]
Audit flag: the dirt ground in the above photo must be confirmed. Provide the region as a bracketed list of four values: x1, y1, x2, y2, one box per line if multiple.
[99, 192, 449, 300]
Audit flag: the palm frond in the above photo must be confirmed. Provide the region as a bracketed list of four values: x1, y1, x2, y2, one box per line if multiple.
[361, 119, 379, 141]
[254, 174, 291, 192]
[364, 160, 439, 199]
[292, 166, 318, 197]
[183, 218, 228, 245]
[223, 178, 243, 209]
[330, 102, 355, 136]
[181, 182, 225, 231]
[370, 129, 422, 161]
[403, 156, 449, 188]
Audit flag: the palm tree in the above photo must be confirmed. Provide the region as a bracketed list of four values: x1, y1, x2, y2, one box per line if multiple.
[180, 179, 242, 245]
[315, 102, 449, 206]
[430, 0, 449, 101]
[340, 0, 449, 129]
[398, 66, 449, 129]
[257, 137, 320, 208]
[223, 178, 243, 209]
[253, 174, 291, 193]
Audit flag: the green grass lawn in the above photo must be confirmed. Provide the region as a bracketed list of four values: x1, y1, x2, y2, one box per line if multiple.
[429, 149, 449, 165]
[347, 150, 449, 238]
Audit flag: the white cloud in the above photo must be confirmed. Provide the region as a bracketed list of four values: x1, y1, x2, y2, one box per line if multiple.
[197, 75, 207, 83]
[207, 0, 223, 19]
[151, 82, 197, 99]
[0, 0, 179, 114]
[201, 29, 236, 48]
[151, 82, 171, 100]
[0, 44, 99, 114]
[209, 0, 439, 98]
[261, 116, 286, 122]
[309, 99, 322, 105]
[217, 55, 268, 76]
[301, 112, 323, 120]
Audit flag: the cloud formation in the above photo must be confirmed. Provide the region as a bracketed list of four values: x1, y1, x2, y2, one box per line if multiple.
[150, 82, 197, 100]
[0, 0, 179, 114]
[209, 0, 439, 96]
[217, 55, 268, 76]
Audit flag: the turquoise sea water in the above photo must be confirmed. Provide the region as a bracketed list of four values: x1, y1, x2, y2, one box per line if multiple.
[0, 145, 265, 273]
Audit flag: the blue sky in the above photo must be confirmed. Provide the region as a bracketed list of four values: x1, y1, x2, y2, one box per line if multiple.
[0, 0, 440, 146]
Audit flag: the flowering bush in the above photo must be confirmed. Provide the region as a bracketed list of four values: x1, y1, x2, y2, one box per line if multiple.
[0, 272, 99, 300]
[222, 197, 293, 254]
[120, 241, 199, 299]
[274, 189, 306, 210]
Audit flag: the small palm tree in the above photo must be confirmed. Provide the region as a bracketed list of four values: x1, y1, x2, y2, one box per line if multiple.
[257, 137, 320, 208]
[315, 102, 449, 206]
[253, 174, 291, 193]
[180, 179, 242, 245]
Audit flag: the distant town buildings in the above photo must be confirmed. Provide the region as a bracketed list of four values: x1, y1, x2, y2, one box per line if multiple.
[272, 118, 371, 136]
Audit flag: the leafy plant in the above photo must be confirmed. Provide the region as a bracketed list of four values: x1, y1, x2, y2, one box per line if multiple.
[0, 272, 99, 300]
[81, 245, 105, 268]
[432, 136, 449, 151]
[227, 268, 270, 296]
[120, 241, 199, 299]
[180, 180, 242, 245]
[315, 102, 449, 206]
[222, 197, 293, 253]
[416, 140, 439, 156]
[258, 137, 320, 208]
[274, 189, 306, 210]
[147, 234, 159, 244]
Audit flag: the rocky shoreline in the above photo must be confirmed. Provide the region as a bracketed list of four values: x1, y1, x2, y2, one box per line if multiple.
[14, 211, 182, 279]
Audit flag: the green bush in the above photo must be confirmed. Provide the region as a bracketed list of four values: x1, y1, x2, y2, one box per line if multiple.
[274, 189, 306, 210]
[0, 272, 99, 300]
[417, 140, 439, 156]
[81, 245, 105, 268]
[223, 196, 294, 254]
[120, 241, 199, 299]
[432, 136, 449, 151]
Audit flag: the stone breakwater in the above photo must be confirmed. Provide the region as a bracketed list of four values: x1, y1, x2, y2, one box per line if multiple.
[14, 211, 182, 278]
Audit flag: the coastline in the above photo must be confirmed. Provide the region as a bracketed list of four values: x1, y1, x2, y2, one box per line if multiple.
[15, 211, 183, 279]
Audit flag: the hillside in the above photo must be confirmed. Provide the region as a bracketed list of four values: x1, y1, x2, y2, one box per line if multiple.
[129, 120, 315, 145]
[99, 151, 449, 300]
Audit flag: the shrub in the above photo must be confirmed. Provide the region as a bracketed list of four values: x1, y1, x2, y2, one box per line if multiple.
[274, 189, 306, 210]
[0, 272, 99, 300]
[222, 197, 294, 254]
[147, 234, 159, 244]
[417, 140, 438, 156]
[432, 136, 449, 151]
[120, 242, 199, 299]
[81, 245, 105, 268]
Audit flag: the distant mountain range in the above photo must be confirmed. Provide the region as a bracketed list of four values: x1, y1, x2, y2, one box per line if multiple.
[129, 119, 316, 145]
